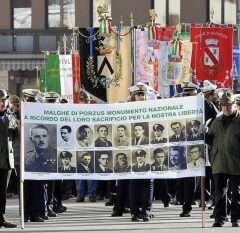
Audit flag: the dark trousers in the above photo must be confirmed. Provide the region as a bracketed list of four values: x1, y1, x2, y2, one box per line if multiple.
[0, 168, 8, 222]
[24, 180, 44, 219]
[213, 173, 240, 223]
[113, 180, 129, 214]
[176, 177, 195, 212]
[129, 179, 153, 216]
[154, 179, 171, 205]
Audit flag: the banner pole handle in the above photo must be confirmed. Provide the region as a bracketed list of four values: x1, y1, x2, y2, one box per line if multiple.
[201, 176, 205, 228]
[20, 101, 24, 229]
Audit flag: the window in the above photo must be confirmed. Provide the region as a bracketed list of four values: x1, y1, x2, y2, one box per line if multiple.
[48, 0, 75, 28]
[12, 0, 32, 29]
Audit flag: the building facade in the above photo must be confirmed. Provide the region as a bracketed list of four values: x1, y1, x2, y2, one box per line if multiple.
[0, 0, 238, 95]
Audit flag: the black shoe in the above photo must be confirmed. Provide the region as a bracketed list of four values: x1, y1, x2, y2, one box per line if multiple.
[48, 210, 57, 217]
[76, 196, 85, 202]
[142, 215, 150, 222]
[123, 208, 131, 214]
[212, 222, 223, 227]
[232, 222, 239, 227]
[0, 221, 17, 228]
[180, 211, 191, 217]
[111, 212, 122, 217]
[54, 205, 67, 213]
[30, 216, 44, 222]
[105, 201, 114, 206]
[131, 215, 140, 222]
[41, 215, 49, 220]
[89, 196, 96, 202]
[164, 203, 170, 208]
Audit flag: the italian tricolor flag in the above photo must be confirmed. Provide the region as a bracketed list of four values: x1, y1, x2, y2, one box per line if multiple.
[39, 53, 80, 103]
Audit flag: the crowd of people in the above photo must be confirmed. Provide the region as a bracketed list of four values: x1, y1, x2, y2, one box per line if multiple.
[1, 78, 240, 228]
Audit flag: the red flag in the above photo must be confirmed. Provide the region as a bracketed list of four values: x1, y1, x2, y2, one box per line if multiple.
[191, 26, 233, 88]
[156, 26, 173, 41]
[72, 53, 80, 103]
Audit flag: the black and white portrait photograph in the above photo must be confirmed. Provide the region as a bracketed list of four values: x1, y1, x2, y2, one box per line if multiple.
[187, 144, 205, 169]
[95, 150, 113, 173]
[131, 122, 149, 145]
[94, 125, 113, 147]
[113, 150, 131, 173]
[132, 148, 150, 172]
[76, 125, 94, 148]
[58, 150, 76, 173]
[150, 147, 168, 171]
[57, 125, 75, 148]
[186, 119, 204, 141]
[168, 146, 187, 170]
[150, 122, 168, 144]
[168, 120, 186, 142]
[24, 123, 57, 173]
[76, 151, 95, 173]
[112, 124, 131, 147]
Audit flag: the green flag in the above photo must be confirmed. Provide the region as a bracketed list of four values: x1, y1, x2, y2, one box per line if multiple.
[45, 55, 61, 94]
[39, 67, 46, 92]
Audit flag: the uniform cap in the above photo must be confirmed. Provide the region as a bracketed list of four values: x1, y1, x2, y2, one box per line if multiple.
[22, 89, 39, 97]
[182, 81, 199, 95]
[221, 92, 234, 105]
[0, 89, 9, 100]
[129, 82, 148, 94]
[43, 91, 60, 103]
[153, 124, 164, 131]
[60, 151, 73, 159]
[135, 149, 146, 157]
[8, 95, 20, 104]
[201, 80, 217, 94]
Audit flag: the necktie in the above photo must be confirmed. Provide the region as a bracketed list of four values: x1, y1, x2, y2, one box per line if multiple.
[193, 161, 196, 166]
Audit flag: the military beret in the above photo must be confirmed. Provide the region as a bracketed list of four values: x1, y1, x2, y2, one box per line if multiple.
[135, 149, 146, 157]
[60, 151, 73, 159]
[8, 95, 20, 104]
[201, 80, 217, 94]
[189, 120, 201, 127]
[0, 89, 9, 100]
[221, 92, 234, 105]
[234, 94, 240, 104]
[153, 123, 164, 131]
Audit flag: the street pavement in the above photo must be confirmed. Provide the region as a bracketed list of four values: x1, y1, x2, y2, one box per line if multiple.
[2, 197, 239, 233]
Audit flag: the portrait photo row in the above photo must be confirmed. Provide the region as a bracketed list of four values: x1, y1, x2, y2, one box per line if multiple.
[24, 122, 205, 174]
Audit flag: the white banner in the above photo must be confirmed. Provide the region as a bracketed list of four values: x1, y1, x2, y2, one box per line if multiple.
[59, 55, 73, 102]
[21, 96, 205, 180]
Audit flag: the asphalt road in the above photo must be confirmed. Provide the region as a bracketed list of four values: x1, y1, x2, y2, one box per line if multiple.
[2, 197, 239, 233]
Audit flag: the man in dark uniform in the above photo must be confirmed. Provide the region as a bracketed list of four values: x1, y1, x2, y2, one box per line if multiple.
[128, 83, 154, 222]
[151, 124, 167, 144]
[0, 89, 17, 228]
[58, 151, 76, 173]
[25, 124, 57, 173]
[151, 148, 171, 207]
[187, 120, 204, 141]
[22, 89, 47, 222]
[132, 149, 150, 172]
